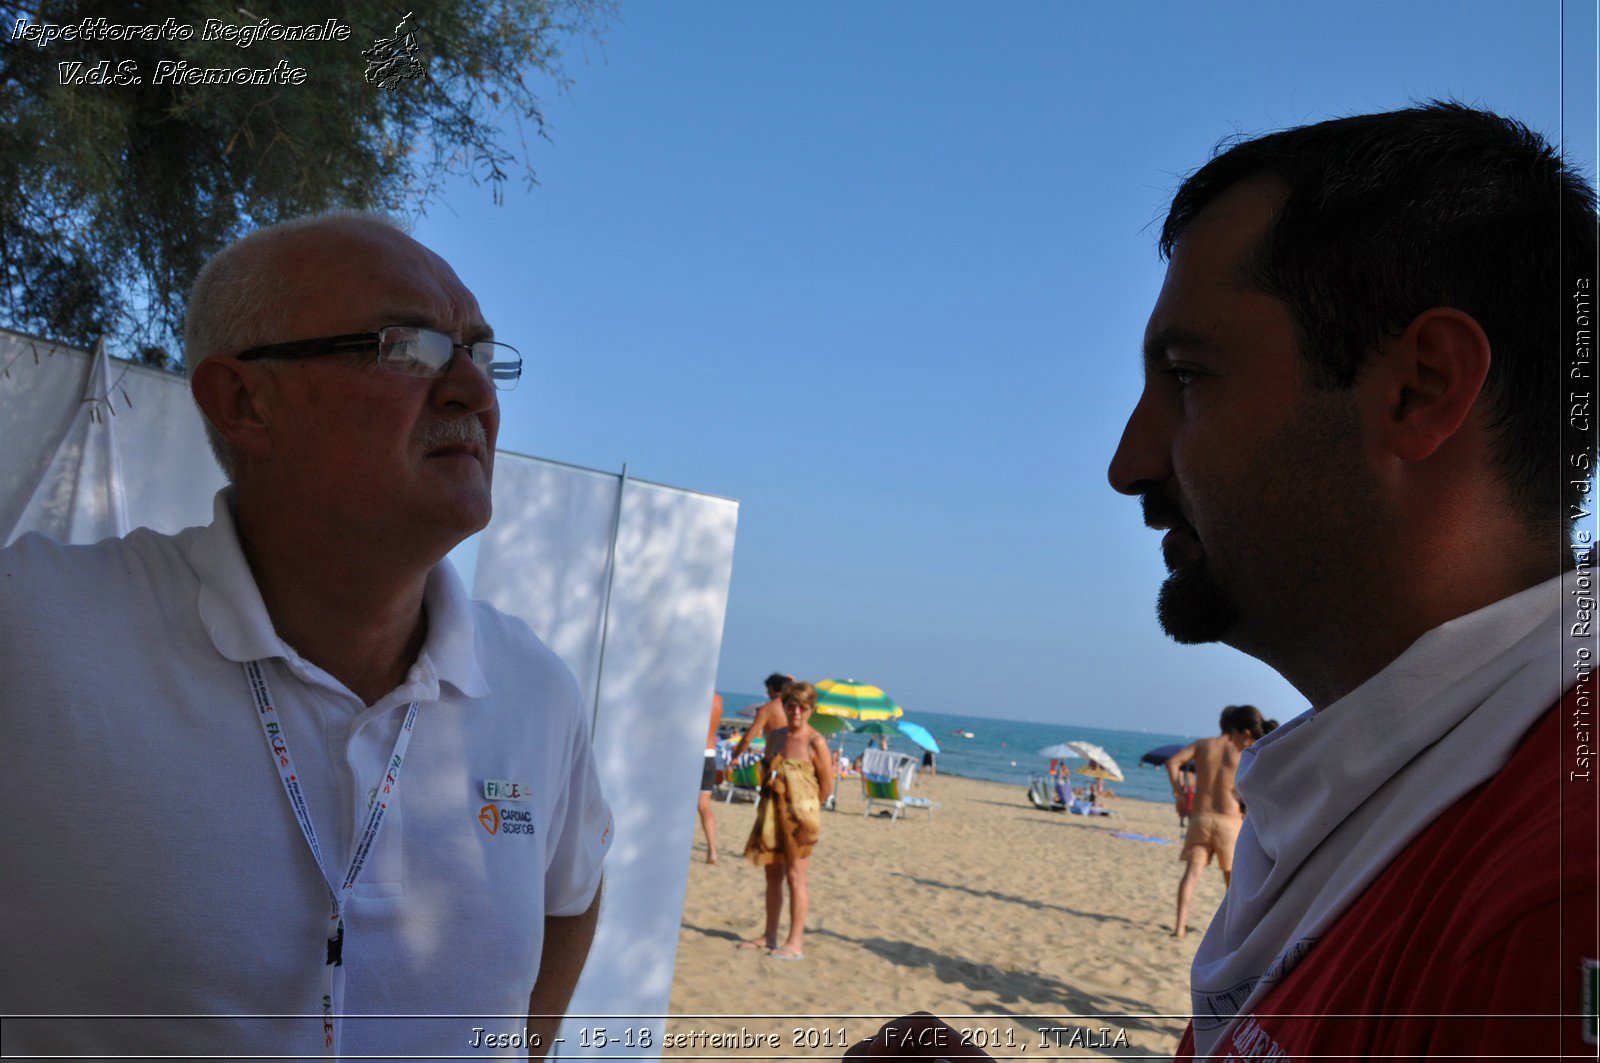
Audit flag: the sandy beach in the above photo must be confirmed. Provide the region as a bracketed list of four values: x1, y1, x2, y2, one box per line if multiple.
[669, 773, 1225, 1060]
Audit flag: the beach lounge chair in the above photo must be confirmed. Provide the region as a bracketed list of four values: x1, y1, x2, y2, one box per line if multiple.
[1027, 773, 1066, 811]
[860, 749, 936, 821]
[723, 753, 764, 803]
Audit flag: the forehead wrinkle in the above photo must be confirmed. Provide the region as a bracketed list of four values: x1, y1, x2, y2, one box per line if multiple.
[372, 307, 494, 341]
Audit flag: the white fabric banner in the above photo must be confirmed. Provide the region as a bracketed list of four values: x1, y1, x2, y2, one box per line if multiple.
[1, 331, 222, 543]
[475, 456, 739, 1056]
[2, 334, 739, 1060]
[9, 339, 129, 543]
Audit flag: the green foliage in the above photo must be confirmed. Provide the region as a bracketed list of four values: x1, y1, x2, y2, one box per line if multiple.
[0, 0, 609, 361]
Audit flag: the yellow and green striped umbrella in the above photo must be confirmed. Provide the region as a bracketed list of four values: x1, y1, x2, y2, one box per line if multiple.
[814, 678, 904, 720]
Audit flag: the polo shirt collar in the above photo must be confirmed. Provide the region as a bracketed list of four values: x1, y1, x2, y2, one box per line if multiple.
[190, 489, 491, 700]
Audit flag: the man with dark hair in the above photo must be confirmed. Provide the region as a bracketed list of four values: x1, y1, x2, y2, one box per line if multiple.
[1164, 705, 1267, 939]
[1114, 103, 1596, 1059]
[849, 102, 1597, 1060]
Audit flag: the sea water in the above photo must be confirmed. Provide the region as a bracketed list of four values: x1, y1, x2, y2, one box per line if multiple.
[717, 693, 1200, 805]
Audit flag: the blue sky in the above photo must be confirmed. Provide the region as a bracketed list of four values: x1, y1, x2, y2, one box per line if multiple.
[418, 1, 1596, 732]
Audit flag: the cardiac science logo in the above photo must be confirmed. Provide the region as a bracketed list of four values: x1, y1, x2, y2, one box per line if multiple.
[478, 803, 536, 838]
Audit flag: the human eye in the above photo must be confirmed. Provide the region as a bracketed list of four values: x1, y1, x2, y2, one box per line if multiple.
[1164, 364, 1201, 390]
[378, 327, 451, 374]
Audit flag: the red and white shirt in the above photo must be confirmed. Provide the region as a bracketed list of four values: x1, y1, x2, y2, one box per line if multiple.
[1179, 688, 1598, 1060]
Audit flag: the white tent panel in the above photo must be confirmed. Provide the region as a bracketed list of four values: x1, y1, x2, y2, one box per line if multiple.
[12, 341, 129, 544]
[1, 335, 96, 542]
[1, 334, 221, 544]
[474, 456, 629, 705]
[475, 458, 739, 1055]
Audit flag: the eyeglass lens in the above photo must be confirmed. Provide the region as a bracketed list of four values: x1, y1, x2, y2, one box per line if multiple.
[376, 327, 521, 391]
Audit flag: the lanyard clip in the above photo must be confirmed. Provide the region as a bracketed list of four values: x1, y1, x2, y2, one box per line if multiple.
[327, 920, 344, 967]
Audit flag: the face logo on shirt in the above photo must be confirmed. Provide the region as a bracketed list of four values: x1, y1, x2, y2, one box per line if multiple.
[478, 804, 500, 835]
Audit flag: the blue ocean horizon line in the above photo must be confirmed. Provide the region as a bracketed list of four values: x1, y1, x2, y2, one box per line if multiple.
[715, 690, 1205, 805]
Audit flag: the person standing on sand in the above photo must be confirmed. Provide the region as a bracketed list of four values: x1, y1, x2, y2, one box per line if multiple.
[696, 693, 723, 864]
[1164, 705, 1268, 937]
[729, 672, 790, 761]
[739, 681, 834, 961]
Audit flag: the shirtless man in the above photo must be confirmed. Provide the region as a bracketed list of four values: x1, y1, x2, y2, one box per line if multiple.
[729, 672, 791, 761]
[1164, 705, 1267, 937]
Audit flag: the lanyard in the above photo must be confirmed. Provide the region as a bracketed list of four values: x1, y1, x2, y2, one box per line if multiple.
[243, 659, 419, 1057]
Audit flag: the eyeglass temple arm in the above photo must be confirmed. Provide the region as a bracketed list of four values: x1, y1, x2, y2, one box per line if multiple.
[235, 333, 377, 362]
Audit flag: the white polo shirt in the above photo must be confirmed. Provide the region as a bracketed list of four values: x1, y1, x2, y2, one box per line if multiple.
[0, 491, 612, 1058]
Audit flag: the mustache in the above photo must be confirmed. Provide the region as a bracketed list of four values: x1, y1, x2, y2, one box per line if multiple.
[417, 417, 488, 452]
[1140, 490, 1189, 531]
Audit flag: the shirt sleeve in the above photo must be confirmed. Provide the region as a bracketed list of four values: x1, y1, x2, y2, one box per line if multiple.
[541, 708, 613, 917]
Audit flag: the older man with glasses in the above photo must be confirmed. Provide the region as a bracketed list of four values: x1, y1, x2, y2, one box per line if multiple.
[0, 213, 611, 1059]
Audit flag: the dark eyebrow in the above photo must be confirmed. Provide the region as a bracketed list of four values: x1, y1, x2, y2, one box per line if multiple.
[1142, 327, 1212, 366]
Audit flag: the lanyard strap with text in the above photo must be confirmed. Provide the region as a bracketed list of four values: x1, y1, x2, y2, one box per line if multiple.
[243, 659, 419, 1057]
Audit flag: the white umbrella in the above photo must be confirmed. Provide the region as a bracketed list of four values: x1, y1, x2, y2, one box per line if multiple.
[1036, 743, 1082, 760]
[1065, 741, 1124, 782]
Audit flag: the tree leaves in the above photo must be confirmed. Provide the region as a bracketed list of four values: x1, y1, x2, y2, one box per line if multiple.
[0, 0, 611, 360]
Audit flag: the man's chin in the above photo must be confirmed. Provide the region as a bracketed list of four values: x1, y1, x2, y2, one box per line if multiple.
[414, 480, 493, 541]
[1156, 566, 1241, 645]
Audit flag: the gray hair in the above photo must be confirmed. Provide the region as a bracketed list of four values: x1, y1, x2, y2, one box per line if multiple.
[183, 211, 408, 479]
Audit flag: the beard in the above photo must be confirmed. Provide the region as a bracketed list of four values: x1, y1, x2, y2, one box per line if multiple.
[1156, 553, 1242, 644]
[1142, 491, 1242, 644]
[1147, 383, 1372, 649]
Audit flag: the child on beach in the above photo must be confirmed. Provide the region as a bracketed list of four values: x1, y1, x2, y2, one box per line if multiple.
[740, 681, 834, 960]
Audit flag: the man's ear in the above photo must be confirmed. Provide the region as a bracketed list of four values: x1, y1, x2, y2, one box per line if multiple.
[1373, 308, 1492, 463]
[190, 357, 276, 461]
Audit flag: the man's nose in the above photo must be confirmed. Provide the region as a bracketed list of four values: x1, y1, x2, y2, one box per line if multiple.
[431, 348, 498, 414]
[1107, 392, 1172, 496]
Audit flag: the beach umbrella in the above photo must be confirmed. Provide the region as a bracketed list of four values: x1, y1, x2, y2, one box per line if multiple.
[1139, 743, 1183, 765]
[896, 720, 940, 754]
[1066, 741, 1124, 782]
[809, 713, 854, 738]
[1036, 743, 1082, 760]
[814, 678, 904, 720]
[850, 720, 899, 737]
[1141, 743, 1196, 772]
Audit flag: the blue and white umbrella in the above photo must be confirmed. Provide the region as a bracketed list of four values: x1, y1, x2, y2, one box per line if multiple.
[896, 719, 941, 754]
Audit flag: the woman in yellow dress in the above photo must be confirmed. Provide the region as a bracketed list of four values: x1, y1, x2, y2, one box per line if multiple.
[738, 681, 834, 960]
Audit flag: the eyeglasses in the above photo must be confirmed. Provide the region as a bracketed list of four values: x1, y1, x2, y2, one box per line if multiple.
[235, 326, 522, 391]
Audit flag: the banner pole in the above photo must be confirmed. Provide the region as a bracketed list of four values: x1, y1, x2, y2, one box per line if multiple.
[591, 462, 628, 737]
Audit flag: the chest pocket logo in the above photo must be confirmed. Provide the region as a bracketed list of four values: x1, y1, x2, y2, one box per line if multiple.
[478, 805, 500, 835]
